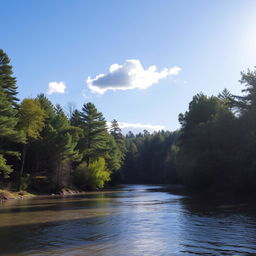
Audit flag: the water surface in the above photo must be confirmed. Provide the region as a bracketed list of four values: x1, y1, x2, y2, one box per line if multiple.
[1, 185, 256, 256]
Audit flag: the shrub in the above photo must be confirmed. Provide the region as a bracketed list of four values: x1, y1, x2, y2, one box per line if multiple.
[20, 174, 31, 191]
[73, 158, 110, 190]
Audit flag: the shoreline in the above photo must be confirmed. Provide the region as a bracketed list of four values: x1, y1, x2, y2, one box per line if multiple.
[0, 190, 36, 201]
[0, 186, 125, 202]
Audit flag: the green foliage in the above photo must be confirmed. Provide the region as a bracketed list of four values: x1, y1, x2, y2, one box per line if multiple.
[37, 94, 57, 121]
[177, 93, 237, 190]
[3, 47, 256, 196]
[38, 104, 81, 190]
[79, 103, 109, 163]
[0, 51, 24, 180]
[110, 119, 126, 155]
[17, 98, 46, 189]
[71, 109, 83, 127]
[20, 174, 31, 190]
[0, 87, 25, 146]
[0, 50, 122, 191]
[0, 49, 18, 106]
[123, 130, 180, 184]
[231, 69, 256, 113]
[73, 158, 110, 189]
[105, 134, 123, 172]
[0, 154, 13, 178]
[18, 99, 46, 140]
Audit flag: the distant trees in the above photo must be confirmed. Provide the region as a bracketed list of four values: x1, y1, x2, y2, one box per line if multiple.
[110, 119, 126, 155]
[109, 119, 125, 172]
[122, 130, 180, 184]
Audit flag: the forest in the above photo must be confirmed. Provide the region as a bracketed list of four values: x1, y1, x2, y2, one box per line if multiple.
[1, 48, 256, 195]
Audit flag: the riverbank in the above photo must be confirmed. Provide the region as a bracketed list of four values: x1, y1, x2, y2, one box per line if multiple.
[0, 187, 83, 201]
[0, 190, 35, 201]
[0, 186, 124, 202]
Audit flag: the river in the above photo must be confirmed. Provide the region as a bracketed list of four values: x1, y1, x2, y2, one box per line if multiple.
[0, 185, 256, 256]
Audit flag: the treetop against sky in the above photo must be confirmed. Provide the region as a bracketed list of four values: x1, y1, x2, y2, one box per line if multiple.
[2, 0, 256, 132]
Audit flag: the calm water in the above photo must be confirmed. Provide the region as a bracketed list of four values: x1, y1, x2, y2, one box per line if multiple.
[1, 185, 256, 256]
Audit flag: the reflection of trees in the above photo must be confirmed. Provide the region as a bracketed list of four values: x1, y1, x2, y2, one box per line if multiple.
[178, 196, 256, 255]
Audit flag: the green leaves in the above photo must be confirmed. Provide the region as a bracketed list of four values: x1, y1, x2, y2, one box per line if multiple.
[0, 49, 18, 106]
[73, 158, 110, 190]
[177, 93, 237, 190]
[0, 50, 24, 179]
[79, 102, 108, 163]
[0, 154, 13, 178]
[18, 99, 46, 140]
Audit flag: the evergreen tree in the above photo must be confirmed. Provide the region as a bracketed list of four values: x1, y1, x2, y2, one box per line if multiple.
[110, 119, 126, 156]
[79, 103, 108, 164]
[229, 68, 256, 191]
[45, 105, 81, 190]
[105, 134, 122, 172]
[71, 109, 83, 127]
[126, 131, 135, 138]
[28, 97, 81, 191]
[0, 49, 18, 106]
[231, 69, 256, 113]
[37, 94, 56, 122]
[0, 76, 24, 180]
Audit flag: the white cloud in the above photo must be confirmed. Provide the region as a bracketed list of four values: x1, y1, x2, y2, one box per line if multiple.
[107, 121, 165, 132]
[87, 59, 181, 94]
[47, 81, 66, 95]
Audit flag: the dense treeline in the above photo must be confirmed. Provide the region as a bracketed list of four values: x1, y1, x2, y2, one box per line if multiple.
[122, 130, 180, 184]
[0, 49, 124, 192]
[177, 71, 256, 194]
[177, 70, 256, 192]
[2, 48, 256, 195]
[122, 70, 256, 194]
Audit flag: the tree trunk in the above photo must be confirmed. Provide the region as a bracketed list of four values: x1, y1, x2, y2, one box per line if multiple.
[19, 144, 27, 190]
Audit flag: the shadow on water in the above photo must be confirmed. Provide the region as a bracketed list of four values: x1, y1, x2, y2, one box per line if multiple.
[180, 193, 256, 217]
[176, 194, 256, 256]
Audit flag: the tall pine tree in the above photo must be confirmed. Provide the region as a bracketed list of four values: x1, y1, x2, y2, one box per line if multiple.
[0, 50, 24, 180]
[0, 49, 18, 106]
[79, 103, 108, 164]
[110, 119, 126, 156]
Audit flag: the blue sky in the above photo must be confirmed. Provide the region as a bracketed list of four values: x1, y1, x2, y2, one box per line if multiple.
[2, 0, 256, 133]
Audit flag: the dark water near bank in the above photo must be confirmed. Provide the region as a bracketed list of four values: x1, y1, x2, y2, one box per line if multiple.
[1, 185, 256, 256]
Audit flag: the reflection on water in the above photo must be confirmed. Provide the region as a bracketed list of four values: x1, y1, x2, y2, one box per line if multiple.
[0, 185, 256, 255]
